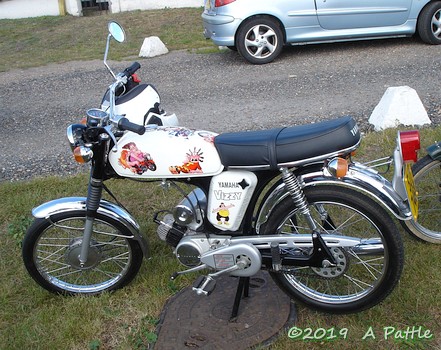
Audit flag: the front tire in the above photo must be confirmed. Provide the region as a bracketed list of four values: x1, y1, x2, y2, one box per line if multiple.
[22, 211, 144, 295]
[261, 186, 403, 313]
[237, 17, 284, 64]
[417, 1, 441, 44]
[401, 155, 441, 243]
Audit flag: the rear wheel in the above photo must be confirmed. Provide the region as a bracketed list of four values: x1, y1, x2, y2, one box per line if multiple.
[261, 186, 403, 313]
[22, 211, 144, 295]
[237, 17, 283, 64]
[417, 1, 441, 44]
[401, 155, 441, 243]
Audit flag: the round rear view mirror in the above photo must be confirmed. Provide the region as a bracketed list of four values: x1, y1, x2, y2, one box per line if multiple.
[108, 21, 125, 43]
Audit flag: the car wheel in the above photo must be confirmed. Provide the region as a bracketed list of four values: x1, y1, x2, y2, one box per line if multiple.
[237, 17, 283, 64]
[417, 1, 441, 44]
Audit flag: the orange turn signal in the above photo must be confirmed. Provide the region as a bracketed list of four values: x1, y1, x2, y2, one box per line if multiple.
[327, 157, 348, 178]
[73, 146, 93, 164]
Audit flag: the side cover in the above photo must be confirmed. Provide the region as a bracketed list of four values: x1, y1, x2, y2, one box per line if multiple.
[207, 170, 258, 231]
[108, 127, 224, 179]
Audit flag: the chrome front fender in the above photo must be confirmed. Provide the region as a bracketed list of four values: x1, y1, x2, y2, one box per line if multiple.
[32, 197, 149, 258]
[255, 163, 412, 234]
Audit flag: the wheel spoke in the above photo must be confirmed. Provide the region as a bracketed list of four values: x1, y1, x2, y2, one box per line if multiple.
[264, 42, 276, 54]
[253, 46, 265, 58]
[342, 273, 374, 290]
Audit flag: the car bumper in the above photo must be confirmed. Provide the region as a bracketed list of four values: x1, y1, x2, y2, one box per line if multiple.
[202, 13, 241, 47]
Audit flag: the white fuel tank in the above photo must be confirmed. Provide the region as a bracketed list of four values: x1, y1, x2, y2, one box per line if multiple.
[108, 126, 224, 179]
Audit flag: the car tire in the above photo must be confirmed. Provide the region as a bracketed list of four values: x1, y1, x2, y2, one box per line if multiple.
[417, 1, 441, 44]
[237, 17, 284, 64]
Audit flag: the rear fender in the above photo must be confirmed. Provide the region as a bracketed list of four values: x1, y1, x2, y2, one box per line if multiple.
[32, 197, 149, 259]
[255, 163, 412, 234]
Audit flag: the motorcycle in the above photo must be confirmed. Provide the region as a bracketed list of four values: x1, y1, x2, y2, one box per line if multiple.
[401, 141, 441, 243]
[22, 21, 421, 314]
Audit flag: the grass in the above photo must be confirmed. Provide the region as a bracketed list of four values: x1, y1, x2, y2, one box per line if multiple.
[1, 8, 441, 350]
[1, 127, 441, 350]
[0, 7, 215, 72]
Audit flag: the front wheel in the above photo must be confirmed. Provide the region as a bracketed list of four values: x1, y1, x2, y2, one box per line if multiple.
[401, 155, 441, 243]
[261, 186, 403, 313]
[236, 17, 284, 64]
[417, 1, 441, 44]
[22, 211, 144, 295]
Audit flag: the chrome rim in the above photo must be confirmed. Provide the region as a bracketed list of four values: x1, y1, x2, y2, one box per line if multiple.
[432, 9, 441, 39]
[34, 217, 133, 294]
[278, 202, 387, 305]
[244, 24, 278, 59]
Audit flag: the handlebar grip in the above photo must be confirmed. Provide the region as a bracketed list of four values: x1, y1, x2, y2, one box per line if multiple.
[118, 118, 145, 135]
[123, 62, 141, 77]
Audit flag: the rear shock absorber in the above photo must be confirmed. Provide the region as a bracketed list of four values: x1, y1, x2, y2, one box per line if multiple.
[280, 167, 318, 231]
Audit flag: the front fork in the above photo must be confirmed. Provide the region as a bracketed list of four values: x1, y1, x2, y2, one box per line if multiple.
[79, 138, 107, 266]
[79, 176, 103, 265]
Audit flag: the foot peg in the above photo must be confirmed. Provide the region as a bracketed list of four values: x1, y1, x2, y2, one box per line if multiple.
[192, 275, 217, 296]
[191, 261, 246, 296]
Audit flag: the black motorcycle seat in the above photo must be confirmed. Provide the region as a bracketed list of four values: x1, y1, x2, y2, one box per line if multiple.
[214, 116, 360, 170]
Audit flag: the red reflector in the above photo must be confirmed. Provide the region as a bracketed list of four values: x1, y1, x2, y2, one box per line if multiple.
[215, 0, 236, 7]
[399, 130, 420, 163]
[132, 73, 141, 83]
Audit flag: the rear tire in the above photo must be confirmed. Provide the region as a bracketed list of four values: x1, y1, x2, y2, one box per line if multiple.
[417, 1, 441, 44]
[261, 186, 403, 313]
[22, 211, 144, 295]
[401, 155, 441, 243]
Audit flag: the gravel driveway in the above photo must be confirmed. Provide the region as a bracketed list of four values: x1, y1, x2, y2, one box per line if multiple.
[1, 37, 440, 182]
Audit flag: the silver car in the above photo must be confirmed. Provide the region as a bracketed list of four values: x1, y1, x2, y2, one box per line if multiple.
[202, 0, 441, 64]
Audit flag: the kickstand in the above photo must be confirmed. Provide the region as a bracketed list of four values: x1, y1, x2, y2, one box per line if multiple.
[229, 276, 250, 322]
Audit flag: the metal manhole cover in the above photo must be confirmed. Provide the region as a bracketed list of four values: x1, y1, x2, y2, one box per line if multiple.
[154, 271, 296, 350]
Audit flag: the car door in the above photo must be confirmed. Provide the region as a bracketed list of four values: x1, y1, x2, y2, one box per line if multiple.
[315, 0, 412, 30]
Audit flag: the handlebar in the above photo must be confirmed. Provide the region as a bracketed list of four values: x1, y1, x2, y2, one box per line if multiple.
[118, 117, 145, 135]
[122, 62, 141, 78]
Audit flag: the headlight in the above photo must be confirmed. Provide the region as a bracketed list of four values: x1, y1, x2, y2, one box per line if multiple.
[67, 124, 87, 151]
[67, 124, 93, 163]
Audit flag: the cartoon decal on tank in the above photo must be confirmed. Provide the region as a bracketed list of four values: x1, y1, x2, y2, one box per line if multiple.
[163, 127, 194, 139]
[169, 147, 204, 174]
[118, 142, 156, 175]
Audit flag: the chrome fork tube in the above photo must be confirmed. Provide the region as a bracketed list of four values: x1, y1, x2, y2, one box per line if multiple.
[79, 177, 103, 265]
[280, 167, 317, 230]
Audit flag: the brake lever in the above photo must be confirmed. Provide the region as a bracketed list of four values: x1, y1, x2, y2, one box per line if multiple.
[104, 125, 119, 153]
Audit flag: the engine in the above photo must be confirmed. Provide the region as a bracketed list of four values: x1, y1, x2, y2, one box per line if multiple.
[155, 187, 208, 265]
[154, 186, 261, 276]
